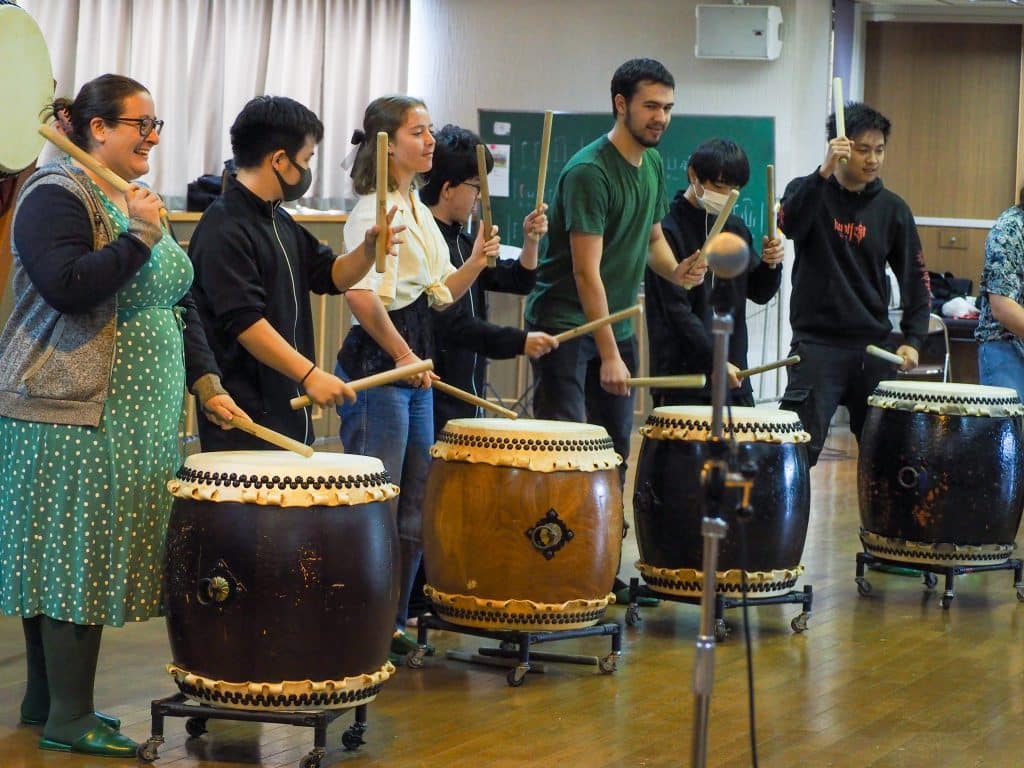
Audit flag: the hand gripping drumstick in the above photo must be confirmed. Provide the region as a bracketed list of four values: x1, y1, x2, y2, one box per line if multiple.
[766, 164, 779, 269]
[535, 111, 554, 214]
[622, 375, 706, 389]
[432, 380, 518, 419]
[39, 123, 170, 228]
[228, 416, 314, 458]
[697, 189, 741, 264]
[553, 304, 642, 344]
[476, 143, 496, 267]
[865, 345, 906, 367]
[375, 131, 389, 273]
[290, 359, 434, 410]
[736, 355, 800, 380]
[833, 77, 847, 164]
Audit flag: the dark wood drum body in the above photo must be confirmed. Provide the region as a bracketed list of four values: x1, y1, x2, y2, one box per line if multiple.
[633, 407, 811, 598]
[858, 381, 1024, 567]
[423, 419, 622, 631]
[164, 451, 400, 711]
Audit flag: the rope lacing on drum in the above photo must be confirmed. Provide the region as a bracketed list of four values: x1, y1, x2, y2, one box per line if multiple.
[175, 467, 394, 491]
[873, 387, 1020, 406]
[435, 430, 615, 452]
[644, 416, 807, 434]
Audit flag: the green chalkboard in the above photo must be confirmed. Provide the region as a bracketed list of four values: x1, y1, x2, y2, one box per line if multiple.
[478, 110, 775, 248]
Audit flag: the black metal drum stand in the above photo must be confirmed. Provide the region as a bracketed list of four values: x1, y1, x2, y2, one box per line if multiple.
[407, 612, 621, 686]
[624, 576, 813, 642]
[136, 692, 370, 768]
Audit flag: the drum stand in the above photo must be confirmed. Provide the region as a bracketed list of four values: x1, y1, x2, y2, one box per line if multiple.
[137, 693, 370, 768]
[407, 612, 621, 687]
[855, 551, 1024, 610]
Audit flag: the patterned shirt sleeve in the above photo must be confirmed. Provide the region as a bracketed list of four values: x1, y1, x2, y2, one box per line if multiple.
[981, 207, 1024, 302]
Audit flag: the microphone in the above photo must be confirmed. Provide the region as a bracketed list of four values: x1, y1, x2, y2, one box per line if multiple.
[703, 231, 750, 279]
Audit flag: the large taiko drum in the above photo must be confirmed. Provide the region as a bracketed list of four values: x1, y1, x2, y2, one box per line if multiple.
[164, 451, 400, 711]
[858, 381, 1024, 567]
[0, 3, 54, 176]
[422, 419, 622, 631]
[633, 406, 811, 599]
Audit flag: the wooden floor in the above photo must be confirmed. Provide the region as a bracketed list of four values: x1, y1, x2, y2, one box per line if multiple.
[1, 430, 1023, 768]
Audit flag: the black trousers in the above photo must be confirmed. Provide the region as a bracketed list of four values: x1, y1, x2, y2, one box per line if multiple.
[779, 340, 892, 466]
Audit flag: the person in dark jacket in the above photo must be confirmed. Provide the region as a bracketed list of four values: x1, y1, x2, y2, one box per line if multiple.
[778, 102, 930, 465]
[188, 96, 401, 451]
[418, 125, 558, 435]
[645, 138, 783, 408]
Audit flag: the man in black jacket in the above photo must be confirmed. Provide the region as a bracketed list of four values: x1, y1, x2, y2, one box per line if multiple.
[419, 125, 558, 436]
[778, 102, 929, 465]
[645, 138, 783, 408]
[189, 96, 399, 450]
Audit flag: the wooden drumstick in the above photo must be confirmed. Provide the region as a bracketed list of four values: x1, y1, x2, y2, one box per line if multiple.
[698, 188, 741, 263]
[433, 380, 518, 419]
[866, 345, 905, 366]
[766, 164, 779, 270]
[623, 375, 706, 389]
[228, 416, 314, 458]
[553, 304, 642, 344]
[736, 355, 800, 380]
[39, 123, 170, 227]
[535, 110, 554, 212]
[375, 131, 389, 273]
[476, 143, 495, 268]
[290, 359, 434, 410]
[833, 77, 847, 164]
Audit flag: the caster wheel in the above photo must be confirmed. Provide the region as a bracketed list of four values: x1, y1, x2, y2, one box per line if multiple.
[714, 619, 729, 642]
[507, 664, 529, 687]
[137, 740, 160, 762]
[856, 578, 872, 596]
[341, 725, 366, 751]
[299, 755, 322, 768]
[499, 640, 517, 652]
[625, 604, 641, 627]
[923, 572, 938, 589]
[185, 717, 207, 738]
[940, 594, 954, 610]
[598, 653, 619, 674]
[406, 647, 426, 669]
[791, 612, 809, 633]
[1016, 588, 1024, 603]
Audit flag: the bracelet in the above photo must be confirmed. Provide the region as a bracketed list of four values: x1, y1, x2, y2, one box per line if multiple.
[393, 348, 414, 363]
[299, 363, 317, 385]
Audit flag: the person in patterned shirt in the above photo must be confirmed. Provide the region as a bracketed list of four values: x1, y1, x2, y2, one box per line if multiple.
[975, 187, 1024, 402]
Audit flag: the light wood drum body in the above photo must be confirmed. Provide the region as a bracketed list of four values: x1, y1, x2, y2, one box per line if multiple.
[423, 419, 622, 631]
[633, 406, 811, 599]
[858, 381, 1024, 567]
[164, 451, 400, 711]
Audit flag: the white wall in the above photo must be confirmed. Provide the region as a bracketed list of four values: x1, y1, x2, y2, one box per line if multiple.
[409, 0, 834, 398]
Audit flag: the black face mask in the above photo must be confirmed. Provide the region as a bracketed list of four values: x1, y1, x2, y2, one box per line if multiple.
[273, 153, 313, 202]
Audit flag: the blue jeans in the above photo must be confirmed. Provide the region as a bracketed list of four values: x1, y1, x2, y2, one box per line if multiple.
[336, 363, 434, 628]
[979, 340, 1024, 404]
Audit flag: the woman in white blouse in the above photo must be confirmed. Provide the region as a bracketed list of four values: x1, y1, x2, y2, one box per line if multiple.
[338, 96, 500, 659]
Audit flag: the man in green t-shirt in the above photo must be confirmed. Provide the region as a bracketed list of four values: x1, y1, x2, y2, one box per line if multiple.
[525, 58, 705, 469]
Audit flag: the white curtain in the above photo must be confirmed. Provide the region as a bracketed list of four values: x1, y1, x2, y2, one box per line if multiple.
[17, 0, 409, 209]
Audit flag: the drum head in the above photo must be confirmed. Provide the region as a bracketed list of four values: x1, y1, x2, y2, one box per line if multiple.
[432, 418, 621, 471]
[642, 405, 810, 443]
[869, 380, 1024, 416]
[0, 5, 53, 174]
[168, 450, 398, 507]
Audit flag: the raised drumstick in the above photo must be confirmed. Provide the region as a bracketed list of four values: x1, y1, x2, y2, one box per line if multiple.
[833, 77, 847, 164]
[433, 380, 518, 419]
[698, 189, 741, 262]
[866, 345, 905, 367]
[535, 111, 554, 212]
[40, 123, 169, 227]
[766, 164, 778, 270]
[476, 143, 495, 268]
[553, 305, 642, 344]
[290, 359, 434, 410]
[375, 131, 389, 273]
[736, 355, 800, 380]
[228, 416, 314, 458]
[623, 375, 706, 389]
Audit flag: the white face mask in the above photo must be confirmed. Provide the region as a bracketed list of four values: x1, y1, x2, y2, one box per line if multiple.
[694, 183, 732, 215]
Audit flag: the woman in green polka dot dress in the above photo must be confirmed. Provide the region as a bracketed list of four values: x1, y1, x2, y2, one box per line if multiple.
[0, 75, 244, 758]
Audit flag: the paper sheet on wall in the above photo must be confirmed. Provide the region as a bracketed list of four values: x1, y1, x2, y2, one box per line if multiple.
[486, 143, 510, 197]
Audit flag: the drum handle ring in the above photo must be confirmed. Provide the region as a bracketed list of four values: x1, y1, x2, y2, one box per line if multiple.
[897, 466, 920, 490]
[196, 559, 245, 606]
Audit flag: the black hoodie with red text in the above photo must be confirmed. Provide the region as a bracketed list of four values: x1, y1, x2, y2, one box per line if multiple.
[778, 170, 929, 350]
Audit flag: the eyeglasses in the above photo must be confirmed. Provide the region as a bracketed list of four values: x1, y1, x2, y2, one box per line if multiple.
[109, 117, 165, 137]
[461, 181, 481, 195]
